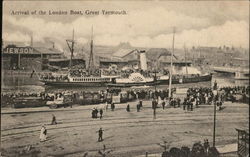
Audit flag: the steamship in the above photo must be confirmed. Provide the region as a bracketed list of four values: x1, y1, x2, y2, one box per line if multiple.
[39, 29, 118, 87]
[107, 31, 212, 88]
[107, 71, 212, 88]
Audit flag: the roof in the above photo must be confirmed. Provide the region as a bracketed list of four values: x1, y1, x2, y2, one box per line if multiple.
[112, 48, 176, 61]
[235, 128, 249, 134]
[112, 48, 136, 58]
[99, 56, 127, 63]
[34, 47, 63, 55]
[160, 60, 192, 64]
[146, 48, 177, 60]
[48, 58, 85, 62]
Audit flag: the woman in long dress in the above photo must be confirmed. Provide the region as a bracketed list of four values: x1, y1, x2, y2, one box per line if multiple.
[40, 125, 47, 142]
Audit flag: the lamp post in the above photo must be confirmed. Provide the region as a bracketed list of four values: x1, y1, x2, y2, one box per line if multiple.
[168, 27, 175, 98]
[154, 69, 157, 94]
[213, 93, 216, 147]
[212, 80, 218, 147]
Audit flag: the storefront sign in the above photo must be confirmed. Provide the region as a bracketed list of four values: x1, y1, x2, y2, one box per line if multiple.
[4, 47, 34, 54]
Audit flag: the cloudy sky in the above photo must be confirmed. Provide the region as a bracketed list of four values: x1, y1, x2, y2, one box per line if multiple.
[3, 1, 249, 51]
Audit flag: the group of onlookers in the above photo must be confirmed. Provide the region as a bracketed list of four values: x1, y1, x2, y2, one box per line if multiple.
[1, 85, 249, 108]
[69, 69, 101, 77]
[160, 139, 219, 157]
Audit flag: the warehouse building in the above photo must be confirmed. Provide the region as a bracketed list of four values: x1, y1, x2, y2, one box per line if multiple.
[2, 45, 63, 71]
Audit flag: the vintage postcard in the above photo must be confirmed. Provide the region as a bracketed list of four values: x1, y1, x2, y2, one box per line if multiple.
[1, 0, 249, 157]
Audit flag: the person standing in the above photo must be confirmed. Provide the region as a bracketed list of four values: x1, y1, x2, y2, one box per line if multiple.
[40, 125, 47, 142]
[126, 104, 130, 112]
[98, 128, 104, 142]
[205, 93, 208, 104]
[136, 103, 140, 112]
[152, 99, 157, 119]
[152, 99, 155, 109]
[183, 98, 187, 110]
[51, 114, 57, 125]
[203, 139, 210, 154]
[105, 101, 108, 111]
[213, 80, 218, 90]
[162, 101, 165, 110]
[99, 109, 103, 119]
[92, 108, 95, 118]
[139, 100, 143, 107]
[111, 103, 115, 111]
[95, 108, 99, 118]
[190, 99, 194, 111]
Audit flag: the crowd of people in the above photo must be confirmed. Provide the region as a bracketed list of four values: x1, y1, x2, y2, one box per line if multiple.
[40, 73, 68, 81]
[40, 68, 102, 81]
[120, 69, 156, 78]
[69, 69, 101, 77]
[1, 85, 249, 108]
[160, 139, 219, 157]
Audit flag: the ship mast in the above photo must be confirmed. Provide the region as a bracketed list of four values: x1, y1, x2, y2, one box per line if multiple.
[168, 27, 175, 98]
[66, 29, 75, 69]
[88, 26, 94, 72]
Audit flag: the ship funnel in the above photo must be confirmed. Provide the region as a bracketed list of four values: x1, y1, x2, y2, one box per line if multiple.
[139, 50, 147, 71]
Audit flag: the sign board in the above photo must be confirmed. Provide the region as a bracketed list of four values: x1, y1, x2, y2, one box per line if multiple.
[4, 47, 34, 54]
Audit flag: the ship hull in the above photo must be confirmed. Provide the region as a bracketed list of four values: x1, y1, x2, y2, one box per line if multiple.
[157, 75, 212, 85]
[156, 74, 212, 84]
[108, 74, 212, 87]
[41, 81, 108, 87]
[107, 81, 155, 87]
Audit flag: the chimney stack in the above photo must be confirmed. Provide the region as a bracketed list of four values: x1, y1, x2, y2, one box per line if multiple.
[139, 50, 147, 71]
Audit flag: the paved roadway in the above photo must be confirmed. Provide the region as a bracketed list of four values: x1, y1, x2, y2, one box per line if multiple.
[1, 101, 249, 157]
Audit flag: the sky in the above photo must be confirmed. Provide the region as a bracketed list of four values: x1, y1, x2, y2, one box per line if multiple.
[2, 1, 249, 51]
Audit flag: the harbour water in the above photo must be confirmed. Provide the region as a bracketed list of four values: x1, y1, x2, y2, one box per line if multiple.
[1, 73, 249, 94]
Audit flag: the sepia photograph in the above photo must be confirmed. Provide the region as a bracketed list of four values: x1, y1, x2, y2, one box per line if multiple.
[1, 0, 249, 156]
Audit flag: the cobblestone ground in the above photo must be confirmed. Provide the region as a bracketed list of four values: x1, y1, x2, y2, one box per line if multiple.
[1, 101, 249, 157]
